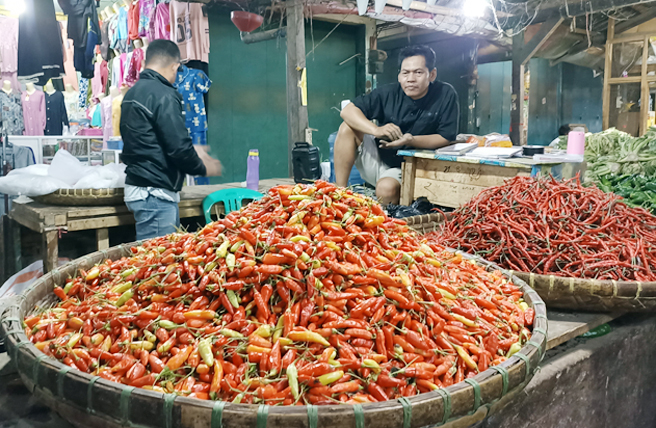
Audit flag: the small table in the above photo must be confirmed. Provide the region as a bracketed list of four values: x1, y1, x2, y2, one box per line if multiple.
[399, 149, 584, 207]
[8, 179, 295, 272]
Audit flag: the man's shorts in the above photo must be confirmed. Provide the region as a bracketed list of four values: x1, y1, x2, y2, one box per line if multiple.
[354, 135, 403, 186]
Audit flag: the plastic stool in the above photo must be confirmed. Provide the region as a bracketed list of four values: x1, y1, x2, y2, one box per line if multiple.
[202, 188, 264, 224]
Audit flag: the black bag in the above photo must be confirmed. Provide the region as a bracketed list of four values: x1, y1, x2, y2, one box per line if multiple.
[292, 142, 321, 184]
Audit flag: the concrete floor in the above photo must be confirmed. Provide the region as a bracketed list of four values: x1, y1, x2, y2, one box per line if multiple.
[1, 315, 656, 428]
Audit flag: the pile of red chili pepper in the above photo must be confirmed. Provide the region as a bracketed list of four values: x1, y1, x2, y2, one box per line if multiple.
[24, 181, 533, 405]
[429, 175, 656, 281]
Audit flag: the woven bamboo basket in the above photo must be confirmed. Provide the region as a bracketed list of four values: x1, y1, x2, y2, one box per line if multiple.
[403, 213, 449, 235]
[510, 271, 656, 312]
[33, 188, 125, 206]
[0, 244, 547, 428]
[403, 213, 656, 312]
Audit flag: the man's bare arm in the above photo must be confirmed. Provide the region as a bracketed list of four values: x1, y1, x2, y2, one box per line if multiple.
[340, 103, 404, 141]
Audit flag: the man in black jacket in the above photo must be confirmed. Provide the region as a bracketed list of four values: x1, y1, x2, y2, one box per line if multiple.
[120, 40, 222, 240]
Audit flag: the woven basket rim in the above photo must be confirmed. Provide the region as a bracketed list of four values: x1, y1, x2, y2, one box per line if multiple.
[1, 243, 548, 428]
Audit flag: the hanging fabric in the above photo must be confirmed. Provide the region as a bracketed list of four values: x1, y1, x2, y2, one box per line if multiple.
[128, 0, 141, 41]
[125, 48, 144, 87]
[169, 2, 210, 63]
[18, 0, 65, 85]
[0, 91, 24, 136]
[57, 0, 99, 51]
[44, 91, 69, 136]
[0, 15, 20, 93]
[139, 0, 155, 40]
[152, 2, 171, 41]
[60, 22, 79, 91]
[21, 90, 46, 136]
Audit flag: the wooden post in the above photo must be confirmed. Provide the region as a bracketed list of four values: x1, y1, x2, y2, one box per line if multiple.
[510, 31, 525, 146]
[97, 228, 109, 251]
[602, 19, 615, 130]
[640, 35, 649, 136]
[400, 157, 417, 206]
[43, 230, 58, 273]
[286, 0, 309, 177]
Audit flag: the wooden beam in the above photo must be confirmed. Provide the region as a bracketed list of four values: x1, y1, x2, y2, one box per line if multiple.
[518, 15, 565, 65]
[615, 7, 656, 33]
[510, 31, 526, 146]
[286, 0, 309, 177]
[640, 34, 649, 136]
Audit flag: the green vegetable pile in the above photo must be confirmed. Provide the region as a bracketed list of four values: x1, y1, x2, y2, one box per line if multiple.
[558, 127, 656, 182]
[596, 174, 656, 215]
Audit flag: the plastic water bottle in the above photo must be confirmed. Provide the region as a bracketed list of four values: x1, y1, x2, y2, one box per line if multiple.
[246, 149, 259, 191]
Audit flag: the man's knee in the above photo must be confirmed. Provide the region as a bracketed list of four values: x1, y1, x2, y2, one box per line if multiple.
[376, 178, 401, 205]
[336, 122, 363, 146]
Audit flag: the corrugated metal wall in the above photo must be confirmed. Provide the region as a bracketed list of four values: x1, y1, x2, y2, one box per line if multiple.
[475, 59, 602, 145]
[206, 13, 360, 183]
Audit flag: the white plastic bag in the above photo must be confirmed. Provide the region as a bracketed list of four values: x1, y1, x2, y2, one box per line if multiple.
[0, 171, 71, 196]
[74, 163, 126, 189]
[48, 150, 89, 186]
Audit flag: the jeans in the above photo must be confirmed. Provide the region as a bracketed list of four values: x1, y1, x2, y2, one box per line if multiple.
[126, 195, 180, 241]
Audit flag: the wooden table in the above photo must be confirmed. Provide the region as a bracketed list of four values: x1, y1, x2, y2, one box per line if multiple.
[398, 149, 585, 207]
[8, 178, 295, 272]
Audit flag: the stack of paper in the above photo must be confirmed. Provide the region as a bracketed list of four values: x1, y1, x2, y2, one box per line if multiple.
[436, 142, 478, 156]
[465, 147, 523, 159]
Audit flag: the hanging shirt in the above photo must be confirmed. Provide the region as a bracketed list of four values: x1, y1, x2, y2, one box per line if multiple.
[125, 48, 144, 87]
[44, 91, 69, 136]
[21, 90, 46, 136]
[0, 16, 19, 75]
[90, 103, 102, 127]
[108, 15, 119, 53]
[112, 95, 123, 136]
[111, 54, 126, 88]
[100, 19, 113, 62]
[128, 0, 140, 41]
[153, 2, 171, 40]
[0, 91, 24, 136]
[63, 89, 81, 121]
[169, 2, 210, 63]
[139, 0, 155, 39]
[100, 95, 113, 143]
[18, 0, 64, 85]
[174, 65, 211, 134]
[113, 6, 128, 53]
[60, 22, 79, 91]
[91, 60, 104, 101]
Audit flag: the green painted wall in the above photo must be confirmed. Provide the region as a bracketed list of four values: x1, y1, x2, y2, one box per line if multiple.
[206, 12, 360, 183]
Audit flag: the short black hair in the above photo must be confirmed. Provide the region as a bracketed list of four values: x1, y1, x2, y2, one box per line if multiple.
[398, 45, 436, 71]
[145, 39, 181, 67]
[558, 124, 571, 135]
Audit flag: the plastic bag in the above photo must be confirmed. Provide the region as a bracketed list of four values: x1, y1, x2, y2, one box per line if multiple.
[387, 197, 453, 219]
[48, 150, 90, 186]
[74, 163, 127, 189]
[0, 170, 71, 196]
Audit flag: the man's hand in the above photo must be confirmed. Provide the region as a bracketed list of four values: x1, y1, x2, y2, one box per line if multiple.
[373, 123, 404, 142]
[194, 146, 223, 177]
[378, 133, 414, 149]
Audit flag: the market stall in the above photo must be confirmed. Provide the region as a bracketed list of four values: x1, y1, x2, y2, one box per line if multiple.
[7, 178, 294, 273]
[398, 149, 584, 208]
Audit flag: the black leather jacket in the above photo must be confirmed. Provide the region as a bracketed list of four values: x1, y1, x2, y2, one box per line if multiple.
[120, 69, 206, 193]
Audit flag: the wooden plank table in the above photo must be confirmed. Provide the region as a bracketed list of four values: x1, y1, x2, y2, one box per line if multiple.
[398, 149, 585, 207]
[8, 178, 295, 272]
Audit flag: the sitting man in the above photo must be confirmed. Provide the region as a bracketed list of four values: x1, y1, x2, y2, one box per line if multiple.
[334, 45, 459, 204]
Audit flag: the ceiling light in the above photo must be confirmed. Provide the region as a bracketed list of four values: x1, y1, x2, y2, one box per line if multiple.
[462, 0, 489, 18]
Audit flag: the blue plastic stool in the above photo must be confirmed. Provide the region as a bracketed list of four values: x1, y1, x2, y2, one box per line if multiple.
[202, 188, 264, 224]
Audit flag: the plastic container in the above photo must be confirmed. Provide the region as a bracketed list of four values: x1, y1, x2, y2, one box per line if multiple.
[328, 132, 364, 186]
[246, 149, 259, 191]
[566, 129, 586, 155]
[292, 142, 321, 184]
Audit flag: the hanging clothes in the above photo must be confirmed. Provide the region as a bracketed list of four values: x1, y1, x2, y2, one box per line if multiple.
[91, 102, 102, 127]
[153, 2, 171, 40]
[111, 54, 126, 88]
[63, 89, 81, 121]
[112, 95, 123, 136]
[21, 90, 46, 136]
[91, 60, 105, 101]
[108, 14, 120, 54]
[170, 2, 210, 63]
[0, 16, 20, 93]
[139, 0, 155, 40]
[100, 95, 113, 143]
[75, 22, 100, 80]
[0, 91, 24, 136]
[44, 91, 69, 136]
[113, 6, 129, 53]
[128, 0, 140, 41]
[125, 48, 144, 87]
[57, 0, 98, 51]
[175, 65, 211, 135]
[100, 19, 114, 62]
[18, 0, 65, 85]
[78, 77, 89, 111]
[60, 22, 79, 92]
